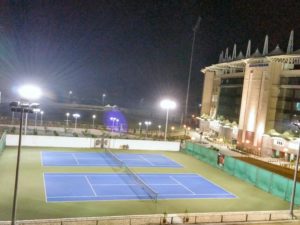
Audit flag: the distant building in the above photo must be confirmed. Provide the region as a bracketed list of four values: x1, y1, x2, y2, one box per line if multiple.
[200, 31, 300, 160]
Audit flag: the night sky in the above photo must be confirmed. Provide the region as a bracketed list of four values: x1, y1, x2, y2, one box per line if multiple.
[0, 0, 300, 113]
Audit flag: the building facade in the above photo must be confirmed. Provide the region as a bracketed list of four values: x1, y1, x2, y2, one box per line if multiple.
[200, 31, 300, 158]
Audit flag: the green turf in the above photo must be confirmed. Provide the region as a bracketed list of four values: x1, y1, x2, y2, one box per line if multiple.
[0, 147, 296, 220]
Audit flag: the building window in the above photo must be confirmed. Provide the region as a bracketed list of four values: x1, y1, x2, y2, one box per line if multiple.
[295, 102, 300, 111]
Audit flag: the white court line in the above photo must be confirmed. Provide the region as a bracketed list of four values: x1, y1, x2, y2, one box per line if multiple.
[139, 155, 155, 166]
[168, 174, 237, 198]
[47, 192, 234, 199]
[40, 152, 44, 167]
[169, 176, 196, 195]
[42, 173, 48, 203]
[72, 153, 80, 165]
[92, 183, 179, 186]
[48, 194, 148, 198]
[85, 176, 97, 197]
[157, 154, 184, 167]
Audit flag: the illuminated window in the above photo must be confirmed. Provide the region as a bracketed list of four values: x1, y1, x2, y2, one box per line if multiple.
[296, 102, 300, 111]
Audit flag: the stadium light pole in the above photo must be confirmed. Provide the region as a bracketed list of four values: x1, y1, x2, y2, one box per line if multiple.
[19, 85, 41, 135]
[144, 121, 151, 137]
[10, 84, 41, 225]
[138, 122, 142, 135]
[11, 111, 15, 125]
[66, 112, 70, 127]
[290, 121, 300, 218]
[24, 113, 28, 135]
[92, 114, 96, 128]
[184, 16, 201, 125]
[33, 108, 40, 129]
[160, 99, 176, 141]
[73, 113, 80, 131]
[40, 111, 44, 126]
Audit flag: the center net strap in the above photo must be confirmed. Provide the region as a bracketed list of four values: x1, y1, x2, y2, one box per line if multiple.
[124, 166, 158, 201]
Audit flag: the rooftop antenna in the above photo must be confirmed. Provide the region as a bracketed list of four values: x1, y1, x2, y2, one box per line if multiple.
[218, 50, 224, 63]
[263, 35, 268, 56]
[232, 44, 237, 60]
[287, 30, 294, 54]
[225, 48, 229, 61]
[246, 40, 251, 58]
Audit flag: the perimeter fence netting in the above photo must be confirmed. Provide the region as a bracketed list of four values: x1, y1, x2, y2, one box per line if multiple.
[185, 141, 300, 204]
[0, 132, 6, 154]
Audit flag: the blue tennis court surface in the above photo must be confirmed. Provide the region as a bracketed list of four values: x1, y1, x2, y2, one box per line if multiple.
[44, 173, 236, 202]
[41, 152, 182, 168]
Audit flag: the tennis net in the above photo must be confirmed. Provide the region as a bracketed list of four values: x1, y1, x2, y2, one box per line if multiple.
[124, 165, 158, 201]
[105, 148, 124, 167]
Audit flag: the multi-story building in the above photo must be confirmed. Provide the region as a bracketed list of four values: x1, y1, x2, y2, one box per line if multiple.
[200, 31, 300, 159]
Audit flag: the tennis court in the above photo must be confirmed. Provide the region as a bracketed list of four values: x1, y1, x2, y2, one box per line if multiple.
[44, 173, 236, 202]
[41, 151, 182, 167]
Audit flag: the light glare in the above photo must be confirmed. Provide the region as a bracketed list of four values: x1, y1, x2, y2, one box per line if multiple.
[160, 99, 176, 110]
[73, 113, 80, 118]
[18, 85, 42, 100]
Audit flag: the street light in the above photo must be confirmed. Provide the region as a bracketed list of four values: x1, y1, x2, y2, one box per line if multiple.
[290, 121, 300, 217]
[66, 112, 70, 127]
[158, 125, 161, 135]
[138, 122, 142, 134]
[110, 117, 118, 132]
[144, 121, 151, 137]
[92, 114, 96, 128]
[102, 93, 106, 106]
[116, 118, 119, 131]
[40, 111, 44, 126]
[160, 99, 176, 141]
[10, 84, 41, 225]
[73, 113, 80, 131]
[33, 108, 40, 129]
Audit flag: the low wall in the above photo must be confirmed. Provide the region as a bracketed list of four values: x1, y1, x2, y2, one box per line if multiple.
[6, 135, 94, 148]
[0, 210, 299, 225]
[6, 135, 180, 151]
[106, 139, 180, 151]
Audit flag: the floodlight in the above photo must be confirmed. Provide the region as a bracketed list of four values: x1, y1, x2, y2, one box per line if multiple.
[73, 113, 80, 118]
[18, 84, 42, 100]
[160, 99, 176, 110]
[33, 108, 40, 113]
[160, 98, 176, 141]
[92, 114, 96, 119]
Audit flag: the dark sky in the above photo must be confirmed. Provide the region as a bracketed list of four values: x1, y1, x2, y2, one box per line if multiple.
[0, 0, 300, 113]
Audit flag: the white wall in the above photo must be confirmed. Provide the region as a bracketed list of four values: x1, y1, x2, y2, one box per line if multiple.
[6, 135, 180, 151]
[105, 139, 180, 151]
[6, 135, 94, 148]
